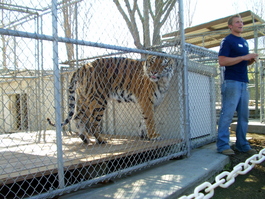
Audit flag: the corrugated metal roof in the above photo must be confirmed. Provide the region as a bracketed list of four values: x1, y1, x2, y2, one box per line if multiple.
[162, 10, 265, 48]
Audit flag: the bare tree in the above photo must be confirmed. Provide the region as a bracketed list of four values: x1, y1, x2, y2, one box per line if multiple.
[113, 0, 177, 49]
[232, 0, 264, 19]
[62, 0, 75, 66]
[185, 0, 197, 27]
[248, 0, 264, 19]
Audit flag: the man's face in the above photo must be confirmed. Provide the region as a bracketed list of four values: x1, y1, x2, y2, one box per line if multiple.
[229, 17, 244, 34]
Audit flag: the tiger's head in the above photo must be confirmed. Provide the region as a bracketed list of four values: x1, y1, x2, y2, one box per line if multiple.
[143, 55, 174, 82]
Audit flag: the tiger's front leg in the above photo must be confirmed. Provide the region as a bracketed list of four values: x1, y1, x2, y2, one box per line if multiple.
[139, 106, 159, 139]
[140, 102, 160, 140]
[139, 118, 148, 139]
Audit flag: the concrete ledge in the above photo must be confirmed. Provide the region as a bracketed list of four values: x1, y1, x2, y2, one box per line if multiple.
[231, 119, 265, 134]
[60, 143, 229, 199]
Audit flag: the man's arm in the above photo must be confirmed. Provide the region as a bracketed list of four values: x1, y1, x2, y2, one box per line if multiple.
[219, 53, 259, 66]
[218, 56, 244, 66]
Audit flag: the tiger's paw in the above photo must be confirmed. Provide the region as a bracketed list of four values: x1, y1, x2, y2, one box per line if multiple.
[79, 134, 90, 144]
[97, 139, 107, 144]
[147, 133, 161, 140]
[140, 130, 148, 139]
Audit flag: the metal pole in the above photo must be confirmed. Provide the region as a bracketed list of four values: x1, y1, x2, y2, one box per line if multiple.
[178, 0, 191, 156]
[75, 2, 79, 68]
[254, 28, 259, 118]
[261, 61, 265, 123]
[0, 28, 181, 60]
[52, 0, 65, 189]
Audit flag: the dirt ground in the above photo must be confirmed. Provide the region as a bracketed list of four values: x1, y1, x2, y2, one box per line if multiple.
[213, 132, 265, 199]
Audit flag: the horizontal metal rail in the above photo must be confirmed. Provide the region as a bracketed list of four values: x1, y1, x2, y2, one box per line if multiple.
[0, 28, 182, 60]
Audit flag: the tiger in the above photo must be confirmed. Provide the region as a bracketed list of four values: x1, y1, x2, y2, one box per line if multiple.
[47, 55, 175, 144]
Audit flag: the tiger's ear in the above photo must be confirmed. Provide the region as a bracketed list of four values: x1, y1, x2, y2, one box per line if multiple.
[146, 55, 157, 63]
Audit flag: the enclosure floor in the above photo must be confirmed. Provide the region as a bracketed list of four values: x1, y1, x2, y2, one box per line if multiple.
[0, 131, 181, 185]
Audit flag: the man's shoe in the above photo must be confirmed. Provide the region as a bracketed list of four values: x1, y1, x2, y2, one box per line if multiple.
[245, 149, 257, 155]
[220, 149, 235, 155]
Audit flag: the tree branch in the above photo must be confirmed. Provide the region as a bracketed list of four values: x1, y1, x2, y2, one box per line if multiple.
[148, 0, 155, 19]
[152, 0, 177, 45]
[113, 0, 131, 24]
[113, 0, 143, 48]
[161, 0, 177, 25]
[136, 1, 144, 23]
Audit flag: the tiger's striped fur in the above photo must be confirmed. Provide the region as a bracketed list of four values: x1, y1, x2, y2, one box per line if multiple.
[47, 55, 174, 144]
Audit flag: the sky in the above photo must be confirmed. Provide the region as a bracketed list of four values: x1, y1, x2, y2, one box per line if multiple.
[190, 0, 264, 26]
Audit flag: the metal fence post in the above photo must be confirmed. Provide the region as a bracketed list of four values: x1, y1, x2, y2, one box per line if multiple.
[179, 0, 191, 156]
[52, 0, 65, 189]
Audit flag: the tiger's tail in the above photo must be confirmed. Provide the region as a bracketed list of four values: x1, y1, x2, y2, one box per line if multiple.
[47, 71, 78, 127]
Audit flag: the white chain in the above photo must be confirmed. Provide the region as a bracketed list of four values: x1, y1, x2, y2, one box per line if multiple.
[179, 148, 265, 199]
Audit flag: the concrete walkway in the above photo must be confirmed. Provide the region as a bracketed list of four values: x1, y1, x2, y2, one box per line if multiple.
[59, 119, 263, 199]
[60, 143, 229, 199]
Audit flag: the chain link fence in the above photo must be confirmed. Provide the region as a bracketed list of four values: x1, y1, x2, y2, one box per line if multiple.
[1, 0, 218, 198]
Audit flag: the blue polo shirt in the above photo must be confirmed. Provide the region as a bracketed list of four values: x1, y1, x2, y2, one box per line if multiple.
[218, 34, 249, 82]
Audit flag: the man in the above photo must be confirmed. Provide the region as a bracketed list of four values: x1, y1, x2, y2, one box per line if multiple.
[217, 14, 258, 155]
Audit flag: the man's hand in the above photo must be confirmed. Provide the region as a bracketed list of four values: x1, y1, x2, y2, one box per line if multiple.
[243, 53, 258, 65]
[242, 53, 258, 61]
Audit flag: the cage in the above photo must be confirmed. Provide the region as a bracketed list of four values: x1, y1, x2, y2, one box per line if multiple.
[0, 0, 218, 198]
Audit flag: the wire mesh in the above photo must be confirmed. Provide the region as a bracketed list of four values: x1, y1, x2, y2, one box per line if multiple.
[184, 44, 218, 148]
[0, 0, 218, 198]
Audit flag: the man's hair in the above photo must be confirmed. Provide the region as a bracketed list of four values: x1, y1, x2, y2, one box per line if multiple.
[228, 14, 241, 26]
